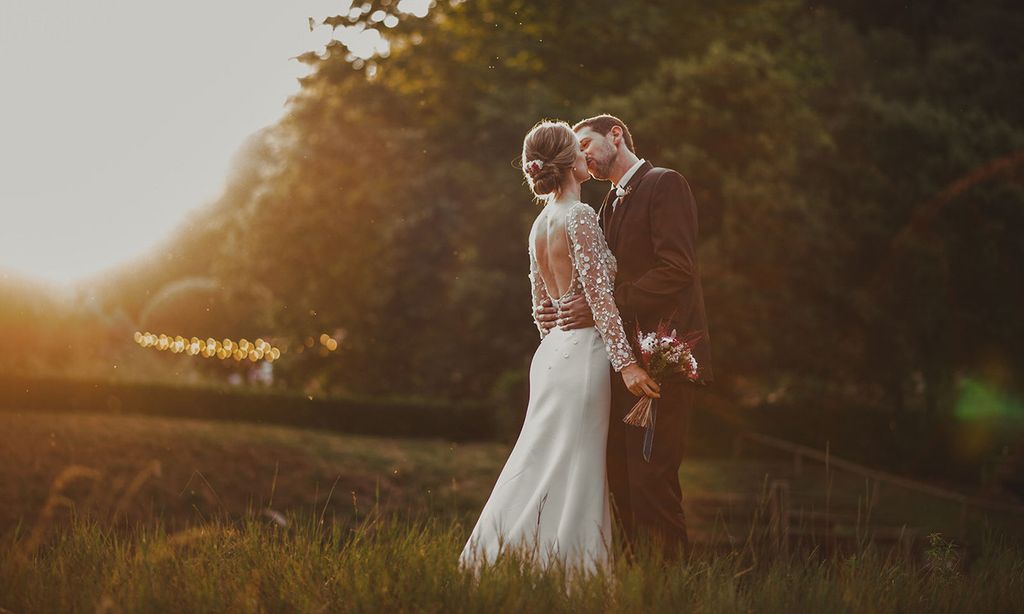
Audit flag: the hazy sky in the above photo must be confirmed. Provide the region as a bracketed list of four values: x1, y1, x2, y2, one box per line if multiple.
[0, 1, 422, 285]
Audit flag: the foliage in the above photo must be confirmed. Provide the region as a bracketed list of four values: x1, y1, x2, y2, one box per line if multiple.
[1, 374, 494, 441]
[10, 0, 1020, 415]
[184, 0, 1022, 408]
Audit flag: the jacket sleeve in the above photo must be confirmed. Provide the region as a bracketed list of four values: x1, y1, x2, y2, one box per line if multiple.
[614, 170, 698, 313]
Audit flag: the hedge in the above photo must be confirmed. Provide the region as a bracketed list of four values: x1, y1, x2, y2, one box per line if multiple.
[0, 375, 496, 442]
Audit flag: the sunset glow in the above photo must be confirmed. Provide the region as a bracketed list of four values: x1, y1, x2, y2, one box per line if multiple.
[0, 1, 397, 284]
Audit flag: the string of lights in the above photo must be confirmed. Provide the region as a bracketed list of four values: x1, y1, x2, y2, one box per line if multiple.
[133, 331, 343, 362]
[133, 332, 282, 362]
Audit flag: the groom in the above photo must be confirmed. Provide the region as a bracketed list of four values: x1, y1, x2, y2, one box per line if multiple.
[536, 114, 713, 559]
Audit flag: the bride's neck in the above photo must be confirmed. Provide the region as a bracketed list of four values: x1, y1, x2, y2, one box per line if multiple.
[551, 179, 581, 206]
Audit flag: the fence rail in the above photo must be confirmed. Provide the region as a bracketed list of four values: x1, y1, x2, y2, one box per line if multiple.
[734, 430, 1024, 537]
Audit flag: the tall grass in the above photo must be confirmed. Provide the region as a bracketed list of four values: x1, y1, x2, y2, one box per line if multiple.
[4, 413, 1024, 612]
[3, 508, 1024, 613]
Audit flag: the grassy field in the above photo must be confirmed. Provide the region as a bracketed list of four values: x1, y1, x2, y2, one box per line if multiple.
[3, 409, 1024, 612]
[4, 510, 1024, 612]
[0, 409, 510, 534]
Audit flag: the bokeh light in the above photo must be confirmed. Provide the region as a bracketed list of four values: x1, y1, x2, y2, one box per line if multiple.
[955, 377, 1024, 422]
[133, 330, 343, 362]
[134, 331, 283, 363]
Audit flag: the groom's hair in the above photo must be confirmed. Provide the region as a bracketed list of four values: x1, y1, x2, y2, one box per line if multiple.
[572, 114, 635, 153]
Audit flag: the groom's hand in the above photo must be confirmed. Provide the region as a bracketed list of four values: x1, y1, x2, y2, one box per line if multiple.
[557, 295, 595, 331]
[534, 298, 558, 332]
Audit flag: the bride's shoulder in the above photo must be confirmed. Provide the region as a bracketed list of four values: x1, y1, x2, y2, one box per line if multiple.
[567, 200, 597, 218]
[567, 201, 599, 226]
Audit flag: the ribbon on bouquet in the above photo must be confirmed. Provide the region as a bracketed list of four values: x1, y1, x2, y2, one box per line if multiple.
[642, 398, 657, 462]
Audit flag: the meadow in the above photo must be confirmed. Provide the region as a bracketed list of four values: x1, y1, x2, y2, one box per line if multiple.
[3, 0, 1021, 611]
[3, 410, 1024, 612]
[5, 511, 1024, 613]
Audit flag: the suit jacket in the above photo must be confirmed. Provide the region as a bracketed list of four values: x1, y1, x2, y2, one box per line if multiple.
[599, 161, 714, 386]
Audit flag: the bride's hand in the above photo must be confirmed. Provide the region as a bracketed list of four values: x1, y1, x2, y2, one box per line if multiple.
[621, 364, 660, 398]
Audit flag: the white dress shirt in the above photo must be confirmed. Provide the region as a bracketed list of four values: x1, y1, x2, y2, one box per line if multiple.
[612, 158, 646, 211]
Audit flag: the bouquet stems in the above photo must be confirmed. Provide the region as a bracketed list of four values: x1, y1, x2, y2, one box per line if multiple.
[623, 395, 655, 428]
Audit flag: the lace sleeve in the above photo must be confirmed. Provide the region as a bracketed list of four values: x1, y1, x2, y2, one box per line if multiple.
[566, 203, 636, 371]
[528, 239, 550, 340]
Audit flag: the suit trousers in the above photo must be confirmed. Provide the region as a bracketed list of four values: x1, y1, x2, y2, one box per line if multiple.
[606, 370, 694, 560]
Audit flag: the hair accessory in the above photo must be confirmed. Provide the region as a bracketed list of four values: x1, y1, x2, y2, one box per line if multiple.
[524, 159, 545, 176]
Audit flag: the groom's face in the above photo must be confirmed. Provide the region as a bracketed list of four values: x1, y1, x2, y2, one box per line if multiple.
[575, 127, 618, 181]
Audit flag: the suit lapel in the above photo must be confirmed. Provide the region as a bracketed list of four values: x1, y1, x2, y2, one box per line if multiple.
[607, 161, 653, 250]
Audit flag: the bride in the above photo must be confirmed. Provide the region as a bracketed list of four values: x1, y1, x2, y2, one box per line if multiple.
[459, 120, 660, 572]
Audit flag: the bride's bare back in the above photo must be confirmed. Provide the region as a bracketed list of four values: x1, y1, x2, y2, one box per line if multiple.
[531, 204, 577, 301]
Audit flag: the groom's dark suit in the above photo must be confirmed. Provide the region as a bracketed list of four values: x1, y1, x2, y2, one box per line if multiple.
[598, 160, 713, 558]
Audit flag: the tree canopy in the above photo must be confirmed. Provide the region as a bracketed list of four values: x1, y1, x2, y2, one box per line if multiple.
[77, 0, 1023, 412]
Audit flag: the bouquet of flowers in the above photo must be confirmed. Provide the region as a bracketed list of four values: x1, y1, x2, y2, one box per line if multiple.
[622, 322, 702, 429]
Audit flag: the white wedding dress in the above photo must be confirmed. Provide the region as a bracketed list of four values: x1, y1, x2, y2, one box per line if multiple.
[460, 202, 636, 573]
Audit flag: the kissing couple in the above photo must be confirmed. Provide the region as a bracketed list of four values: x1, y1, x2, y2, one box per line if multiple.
[461, 115, 714, 572]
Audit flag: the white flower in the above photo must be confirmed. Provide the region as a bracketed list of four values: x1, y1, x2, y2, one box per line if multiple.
[524, 159, 545, 175]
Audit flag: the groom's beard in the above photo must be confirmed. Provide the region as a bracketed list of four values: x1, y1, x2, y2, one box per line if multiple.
[590, 150, 617, 181]
[589, 160, 611, 181]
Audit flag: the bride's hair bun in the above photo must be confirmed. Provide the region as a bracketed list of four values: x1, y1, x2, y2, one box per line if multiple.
[522, 120, 577, 199]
